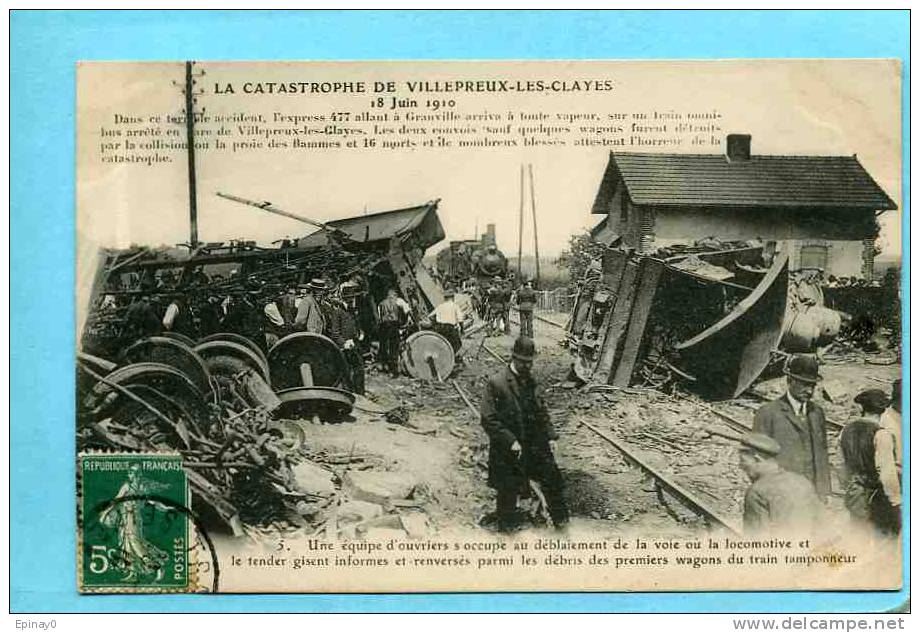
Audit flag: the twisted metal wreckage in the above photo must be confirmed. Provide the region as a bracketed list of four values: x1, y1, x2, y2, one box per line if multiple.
[564, 238, 898, 401]
[77, 197, 455, 533]
[76, 197, 898, 537]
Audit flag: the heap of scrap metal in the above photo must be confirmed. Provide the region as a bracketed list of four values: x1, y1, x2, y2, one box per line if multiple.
[77, 198, 451, 531]
[77, 327, 357, 530]
[81, 198, 445, 358]
[566, 240, 791, 400]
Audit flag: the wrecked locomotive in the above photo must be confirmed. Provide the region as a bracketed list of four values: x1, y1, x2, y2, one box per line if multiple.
[434, 222, 509, 288]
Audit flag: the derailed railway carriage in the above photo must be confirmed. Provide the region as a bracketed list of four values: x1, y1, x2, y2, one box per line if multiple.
[568, 241, 788, 399]
[568, 135, 897, 399]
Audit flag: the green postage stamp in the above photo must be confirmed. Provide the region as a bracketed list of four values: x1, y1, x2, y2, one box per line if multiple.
[78, 453, 191, 593]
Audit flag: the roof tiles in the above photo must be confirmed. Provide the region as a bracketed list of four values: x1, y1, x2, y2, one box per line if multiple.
[592, 152, 897, 212]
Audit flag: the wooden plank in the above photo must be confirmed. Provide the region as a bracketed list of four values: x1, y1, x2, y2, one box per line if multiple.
[594, 260, 639, 382]
[612, 258, 664, 387]
[413, 265, 444, 310]
[387, 241, 430, 320]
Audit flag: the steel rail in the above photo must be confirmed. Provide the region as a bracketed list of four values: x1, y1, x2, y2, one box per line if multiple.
[533, 312, 567, 329]
[510, 306, 567, 330]
[451, 379, 479, 418]
[578, 418, 742, 535]
[480, 343, 507, 364]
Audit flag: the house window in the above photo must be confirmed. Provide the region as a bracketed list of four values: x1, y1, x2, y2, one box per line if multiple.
[799, 244, 829, 270]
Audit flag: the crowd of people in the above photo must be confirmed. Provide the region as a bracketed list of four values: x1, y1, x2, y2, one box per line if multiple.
[108, 266, 904, 543]
[453, 274, 539, 337]
[476, 341, 903, 541]
[740, 355, 902, 541]
[116, 275, 376, 393]
[106, 267, 506, 392]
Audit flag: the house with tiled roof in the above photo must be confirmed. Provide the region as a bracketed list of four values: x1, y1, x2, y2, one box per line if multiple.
[590, 135, 897, 278]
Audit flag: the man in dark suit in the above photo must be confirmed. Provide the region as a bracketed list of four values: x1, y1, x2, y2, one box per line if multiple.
[480, 336, 569, 532]
[752, 354, 831, 500]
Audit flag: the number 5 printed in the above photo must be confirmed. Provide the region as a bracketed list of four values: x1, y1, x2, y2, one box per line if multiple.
[88, 545, 110, 574]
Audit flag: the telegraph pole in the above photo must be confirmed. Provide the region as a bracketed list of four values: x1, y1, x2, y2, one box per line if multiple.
[517, 164, 524, 277]
[184, 61, 199, 248]
[529, 164, 541, 288]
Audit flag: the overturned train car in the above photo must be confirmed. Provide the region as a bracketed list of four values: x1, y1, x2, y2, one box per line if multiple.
[567, 243, 790, 400]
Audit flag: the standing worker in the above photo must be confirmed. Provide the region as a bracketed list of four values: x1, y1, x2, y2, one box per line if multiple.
[262, 292, 287, 349]
[329, 283, 366, 394]
[515, 278, 537, 338]
[222, 288, 266, 350]
[430, 288, 463, 354]
[500, 277, 513, 335]
[277, 285, 298, 332]
[377, 288, 407, 377]
[837, 389, 901, 537]
[752, 354, 831, 500]
[480, 336, 569, 532]
[487, 277, 504, 333]
[197, 294, 223, 337]
[738, 432, 822, 536]
[879, 378, 902, 479]
[123, 294, 162, 342]
[293, 279, 326, 334]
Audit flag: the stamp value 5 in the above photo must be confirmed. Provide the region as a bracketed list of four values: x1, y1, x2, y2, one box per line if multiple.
[79, 453, 190, 592]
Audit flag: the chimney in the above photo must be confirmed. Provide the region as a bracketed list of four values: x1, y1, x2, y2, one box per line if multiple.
[483, 223, 496, 246]
[726, 134, 751, 162]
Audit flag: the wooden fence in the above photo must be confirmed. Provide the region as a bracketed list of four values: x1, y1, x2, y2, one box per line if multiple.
[534, 288, 573, 313]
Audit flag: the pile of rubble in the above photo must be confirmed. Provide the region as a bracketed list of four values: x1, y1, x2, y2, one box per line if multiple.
[76, 329, 446, 539]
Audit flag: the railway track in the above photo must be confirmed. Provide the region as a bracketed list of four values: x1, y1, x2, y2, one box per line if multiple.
[509, 307, 568, 330]
[469, 310, 843, 535]
[578, 418, 742, 535]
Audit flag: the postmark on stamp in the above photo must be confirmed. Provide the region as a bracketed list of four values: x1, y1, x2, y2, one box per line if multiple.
[78, 453, 191, 593]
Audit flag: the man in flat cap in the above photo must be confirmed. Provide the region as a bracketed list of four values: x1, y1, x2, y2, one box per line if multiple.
[753, 354, 831, 500]
[293, 279, 326, 334]
[480, 336, 569, 532]
[739, 432, 822, 535]
[838, 388, 901, 536]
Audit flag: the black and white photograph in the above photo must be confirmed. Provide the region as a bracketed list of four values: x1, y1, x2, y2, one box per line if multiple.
[74, 59, 902, 593]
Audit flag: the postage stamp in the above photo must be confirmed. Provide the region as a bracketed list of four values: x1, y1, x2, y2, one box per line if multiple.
[78, 453, 191, 593]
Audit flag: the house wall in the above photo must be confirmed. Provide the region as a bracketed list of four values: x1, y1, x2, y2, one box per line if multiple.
[788, 239, 870, 278]
[605, 185, 646, 248]
[649, 205, 877, 242]
[602, 175, 878, 277]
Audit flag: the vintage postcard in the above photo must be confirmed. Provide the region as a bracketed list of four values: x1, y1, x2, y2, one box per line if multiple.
[75, 60, 903, 593]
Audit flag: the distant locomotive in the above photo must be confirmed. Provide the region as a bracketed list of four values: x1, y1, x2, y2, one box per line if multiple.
[435, 224, 509, 286]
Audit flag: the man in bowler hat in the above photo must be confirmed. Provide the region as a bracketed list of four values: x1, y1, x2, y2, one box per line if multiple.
[480, 336, 569, 532]
[752, 354, 831, 500]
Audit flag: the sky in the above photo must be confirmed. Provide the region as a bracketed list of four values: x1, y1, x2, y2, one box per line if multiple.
[77, 60, 902, 259]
